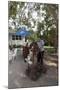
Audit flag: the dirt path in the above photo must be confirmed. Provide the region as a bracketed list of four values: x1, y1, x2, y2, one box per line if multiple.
[8, 50, 58, 89]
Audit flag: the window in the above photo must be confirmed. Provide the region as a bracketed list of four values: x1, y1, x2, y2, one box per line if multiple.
[16, 35, 18, 40]
[12, 35, 21, 40]
[12, 35, 15, 40]
[19, 36, 21, 40]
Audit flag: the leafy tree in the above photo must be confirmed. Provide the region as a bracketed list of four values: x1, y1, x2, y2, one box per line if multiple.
[43, 4, 58, 50]
[8, 2, 58, 52]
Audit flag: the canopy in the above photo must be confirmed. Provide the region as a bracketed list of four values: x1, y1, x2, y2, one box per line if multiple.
[16, 27, 30, 37]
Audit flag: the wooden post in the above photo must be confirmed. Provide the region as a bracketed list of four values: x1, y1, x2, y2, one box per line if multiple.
[31, 46, 34, 64]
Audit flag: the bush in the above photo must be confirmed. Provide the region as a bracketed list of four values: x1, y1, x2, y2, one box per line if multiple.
[9, 44, 21, 49]
[44, 46, 55, 54]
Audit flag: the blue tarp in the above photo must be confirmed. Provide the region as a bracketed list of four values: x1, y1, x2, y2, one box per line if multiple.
[16, 27, 30, 37]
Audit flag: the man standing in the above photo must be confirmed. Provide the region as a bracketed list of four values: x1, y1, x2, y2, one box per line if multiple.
[37, 37, 45, 65]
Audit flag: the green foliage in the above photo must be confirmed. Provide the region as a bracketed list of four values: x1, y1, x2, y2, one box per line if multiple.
[19, 2, 25, 8]
[8, 1, 18, 18]
[37, 22, 44, 31]
[8, 2, 58, 51]
[42, 4, 58, 49]
[35, 3, 40, 10]
[44, 46, 56, 53]
[28, 30, 39, 42]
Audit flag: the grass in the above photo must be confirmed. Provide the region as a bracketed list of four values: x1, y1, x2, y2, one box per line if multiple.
[44, 46, 54, 49]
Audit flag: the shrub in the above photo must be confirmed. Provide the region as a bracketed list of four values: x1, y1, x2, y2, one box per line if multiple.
[44, 46, 55, 54]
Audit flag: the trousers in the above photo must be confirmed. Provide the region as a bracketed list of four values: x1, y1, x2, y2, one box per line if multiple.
[37, 51, 44, 65]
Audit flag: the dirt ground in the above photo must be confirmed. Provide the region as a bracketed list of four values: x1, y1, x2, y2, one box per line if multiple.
[8, 49, 58, 89]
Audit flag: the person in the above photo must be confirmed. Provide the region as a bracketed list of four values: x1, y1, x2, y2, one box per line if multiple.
[37, 37, 45, 65]
[23, 42, 29, 62]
